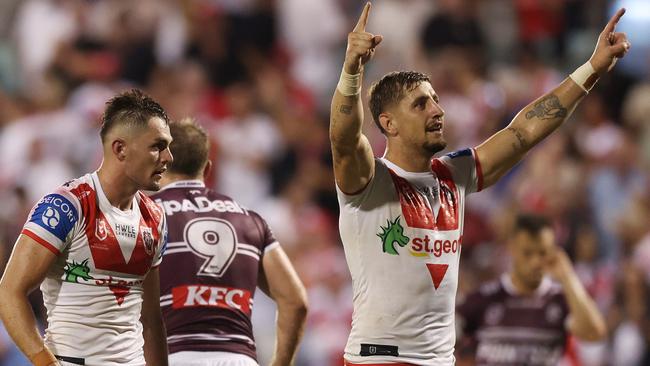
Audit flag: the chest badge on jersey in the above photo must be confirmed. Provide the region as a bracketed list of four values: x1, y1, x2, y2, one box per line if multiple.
[95, 218, 109, 240]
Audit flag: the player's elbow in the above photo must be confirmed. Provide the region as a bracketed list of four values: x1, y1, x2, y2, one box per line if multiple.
[0, 277, 25, 301]
[588, 320, 608, 341]
[0, 281, 20, 321]
[292, 292, 309, 320]
[575, 319, 608, 342]
[0, 283, 7, 309]
[279, 287, 309, 321]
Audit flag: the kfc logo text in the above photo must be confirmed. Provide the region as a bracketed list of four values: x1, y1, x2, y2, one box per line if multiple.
[172, 285, 251, 314]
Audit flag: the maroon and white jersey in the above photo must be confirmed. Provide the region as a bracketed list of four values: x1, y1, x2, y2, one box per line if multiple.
[21, 172, 166, 365]
[151, 180, 279, 361]
[457, 274, 570, 366]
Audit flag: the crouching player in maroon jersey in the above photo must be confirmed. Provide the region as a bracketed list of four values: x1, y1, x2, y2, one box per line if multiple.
[456, 214, 606, 365]
[151, 118, 308, 366]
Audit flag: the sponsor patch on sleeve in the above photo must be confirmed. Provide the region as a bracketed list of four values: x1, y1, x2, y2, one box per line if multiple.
[445, 148, 472, 159]
[28, 194, 78, 242]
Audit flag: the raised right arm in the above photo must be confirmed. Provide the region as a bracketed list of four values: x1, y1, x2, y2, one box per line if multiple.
[0, 235, 60, 366]
[330, 2, 382, 194]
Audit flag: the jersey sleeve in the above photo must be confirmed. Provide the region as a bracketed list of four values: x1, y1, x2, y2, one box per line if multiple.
[152, 209, 168, 268]
[335, 158, 385, 208]
[434, 148, 483, 195]
[21, 188, 81, 255]
[249, 210, 280, 255]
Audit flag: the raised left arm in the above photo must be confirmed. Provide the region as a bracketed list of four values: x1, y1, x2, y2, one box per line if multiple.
[141, 267, 168, 366]
[475, 8, 630, 189]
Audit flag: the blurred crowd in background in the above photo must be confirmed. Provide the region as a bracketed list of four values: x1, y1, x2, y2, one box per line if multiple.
[0, 0, 649, 365]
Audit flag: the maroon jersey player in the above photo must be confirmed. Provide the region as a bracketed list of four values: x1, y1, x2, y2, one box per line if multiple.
[456, 214, 606, 365]
[151, 119, 307, 366]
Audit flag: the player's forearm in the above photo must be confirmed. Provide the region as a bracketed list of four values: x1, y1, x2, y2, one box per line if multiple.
[507, 77, 586, 154]
[330, 87, 365, 152]
[142, 316, 168, 366]
[270, 301, 307, 366]
[0, 286, 54, 364]
[559, 269, 607, 341]
[331, 2, 381, 153]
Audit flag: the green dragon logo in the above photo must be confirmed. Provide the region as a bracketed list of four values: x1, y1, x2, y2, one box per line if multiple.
[377, 216, 410, 255]
[63, 259, 93, 283]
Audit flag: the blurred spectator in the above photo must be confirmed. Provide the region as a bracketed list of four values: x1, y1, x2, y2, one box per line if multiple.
[513, 0, 567, 62]
[212, 81, 284, 208]
[278, 0, 346, 107]
[587, 133, 645, 260]
[420, 0, 485, 56]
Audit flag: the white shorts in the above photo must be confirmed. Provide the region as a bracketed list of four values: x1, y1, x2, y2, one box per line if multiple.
[169, 351, 258, 366]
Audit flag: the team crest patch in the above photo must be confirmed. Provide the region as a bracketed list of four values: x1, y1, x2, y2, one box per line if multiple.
[95, 218, 108, 240]
[142, 227, 154, 255]
[63, 259, 94, 283]
[377, 216, 410, 255]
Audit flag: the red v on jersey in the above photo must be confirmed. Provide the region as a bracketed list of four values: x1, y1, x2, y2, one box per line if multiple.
[72, 185, 159, 276]
[426, 263, 449, 290]
[430, 160, 459, 231]
[388, 160, 459, 231]
[388, 170, 436, 229]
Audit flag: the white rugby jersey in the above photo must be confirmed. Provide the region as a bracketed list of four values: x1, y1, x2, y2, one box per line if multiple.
[337, 149, 483, 365]
[21, 172, 167, 366]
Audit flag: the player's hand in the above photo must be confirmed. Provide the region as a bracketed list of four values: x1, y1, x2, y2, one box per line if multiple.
[544, 248, 574, 283]
[589, 8, 631, 75]
[344, 2, 383, 75]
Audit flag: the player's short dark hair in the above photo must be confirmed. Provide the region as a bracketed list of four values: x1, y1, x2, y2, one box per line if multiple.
[100, 89, 169, 143]
[368, 71, 431, 134]
[168, 118, 210, 177]
[514, 214, 552, 236]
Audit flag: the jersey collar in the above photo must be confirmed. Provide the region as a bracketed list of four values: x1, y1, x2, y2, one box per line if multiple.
[501, 273, 553, 297]
[159, 180, 205, 191]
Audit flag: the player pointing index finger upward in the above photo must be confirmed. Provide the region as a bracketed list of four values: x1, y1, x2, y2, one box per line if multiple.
[329, 3, 630, 365]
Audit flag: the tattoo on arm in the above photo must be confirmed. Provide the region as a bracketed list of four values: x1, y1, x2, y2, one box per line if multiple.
[507, 127, 526, 150]
[525, 94, 568, 120]
[339, 105, 353, 115]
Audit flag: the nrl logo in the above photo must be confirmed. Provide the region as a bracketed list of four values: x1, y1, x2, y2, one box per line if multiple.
[142, 227, 154, 255]
[377, 216, 410, 255]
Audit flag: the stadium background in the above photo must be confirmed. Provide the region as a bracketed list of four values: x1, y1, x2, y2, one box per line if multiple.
[0, 0, 649, 365]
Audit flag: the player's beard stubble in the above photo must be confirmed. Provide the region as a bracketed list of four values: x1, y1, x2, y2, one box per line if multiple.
[423, 139, 447, 156]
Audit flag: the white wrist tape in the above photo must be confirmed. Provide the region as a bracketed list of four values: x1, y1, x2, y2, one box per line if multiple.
[569, 62, 598, 93]
[337, 68, 361, 96]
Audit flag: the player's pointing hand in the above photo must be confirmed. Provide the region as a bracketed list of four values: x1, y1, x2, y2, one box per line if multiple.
[344, 2, 383, 75]
[589, 8, 631, 75]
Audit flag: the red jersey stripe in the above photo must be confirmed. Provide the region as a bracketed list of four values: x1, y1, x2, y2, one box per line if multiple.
[22, 229, 61, 256]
